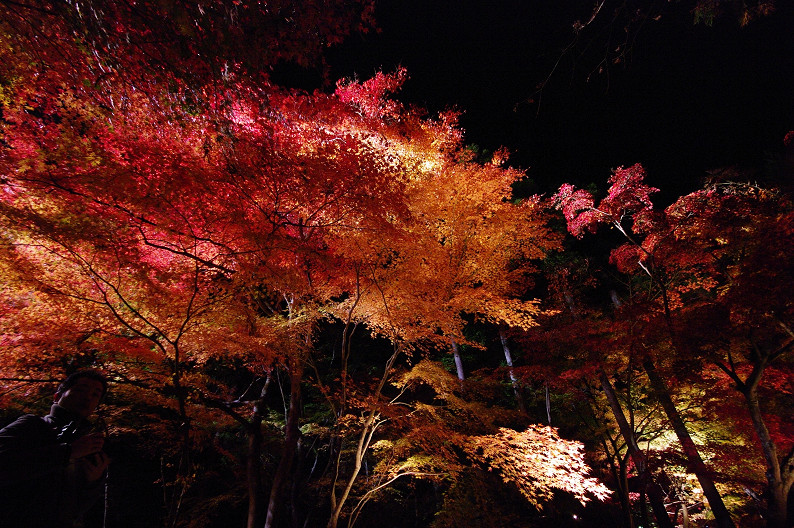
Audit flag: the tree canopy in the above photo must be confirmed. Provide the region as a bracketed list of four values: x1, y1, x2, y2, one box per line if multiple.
[1, 2, 792, 528]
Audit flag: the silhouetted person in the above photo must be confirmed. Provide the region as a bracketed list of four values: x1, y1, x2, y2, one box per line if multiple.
[0, 370, 110, 527]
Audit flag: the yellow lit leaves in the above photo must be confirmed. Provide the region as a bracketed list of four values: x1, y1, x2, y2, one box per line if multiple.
[466, 425, 611, 509]
[387, 361, 611, 510]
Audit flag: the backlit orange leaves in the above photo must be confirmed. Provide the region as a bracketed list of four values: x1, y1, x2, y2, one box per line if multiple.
[467, 425, 611, 508]
[386, 361, 610, 510]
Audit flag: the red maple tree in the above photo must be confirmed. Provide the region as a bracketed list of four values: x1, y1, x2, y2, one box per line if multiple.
[553, 164, 793, 528]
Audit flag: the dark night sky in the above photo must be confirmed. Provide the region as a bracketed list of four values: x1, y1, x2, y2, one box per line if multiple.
[311, 1, 794, 202]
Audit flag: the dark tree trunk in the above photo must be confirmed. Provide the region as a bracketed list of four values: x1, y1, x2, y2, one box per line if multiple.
[600, 370, 674, 528]
[714, 331, 794, 528]
[247, 375, 271, 528]
[742, 385, 793, 528]
[642, 359, 735, 528]
[264, 361, 304, 528]
[247, 419, 264, 528]
[600, 430, 634, 528]
[618, 454, 635, 528]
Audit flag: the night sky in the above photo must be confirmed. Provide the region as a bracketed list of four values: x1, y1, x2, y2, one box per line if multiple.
[308, 0, 794, 203]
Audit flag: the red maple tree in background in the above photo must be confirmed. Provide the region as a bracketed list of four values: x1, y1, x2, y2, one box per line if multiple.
[553, 164, 793, 527]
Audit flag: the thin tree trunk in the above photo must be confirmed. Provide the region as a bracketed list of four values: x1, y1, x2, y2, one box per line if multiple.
[599, 426, 634, 528]
[638, 262, 735, 527]
[545, 383, 552, 425]
[639, 489, 650, 528]
[327, 413, 378, 528]
[681, 497, 690, 528]
[264, 360, 304, 528]
[741, 383, 793, 528]
[600, 370, 674, 528]
[713, 329, 794, 528]
[582, 382, 634, 528]
[499, 329, 527, 413]
[642, 358, 735, 528]
[618, 453, 635, 528]
[247, 418, 264, 528]
[327, 346, 401, 528]
[450, 336, 465, 381]
[247, 376, 271, 528]
[167, 346, 192, 528]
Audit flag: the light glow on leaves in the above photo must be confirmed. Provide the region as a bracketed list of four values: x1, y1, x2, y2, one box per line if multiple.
[467, 425, 611, 508]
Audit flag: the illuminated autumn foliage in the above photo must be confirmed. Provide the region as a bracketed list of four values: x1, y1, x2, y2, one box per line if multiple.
[552, 166, 793, 528]
[466, 425, 611, 508]
[1, 2, 792, 528]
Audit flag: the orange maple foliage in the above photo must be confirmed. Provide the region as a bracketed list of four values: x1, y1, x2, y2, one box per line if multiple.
[368, 360, 611, 514]
[0, 3, 599, 526]
[467, 425, 611, 508]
